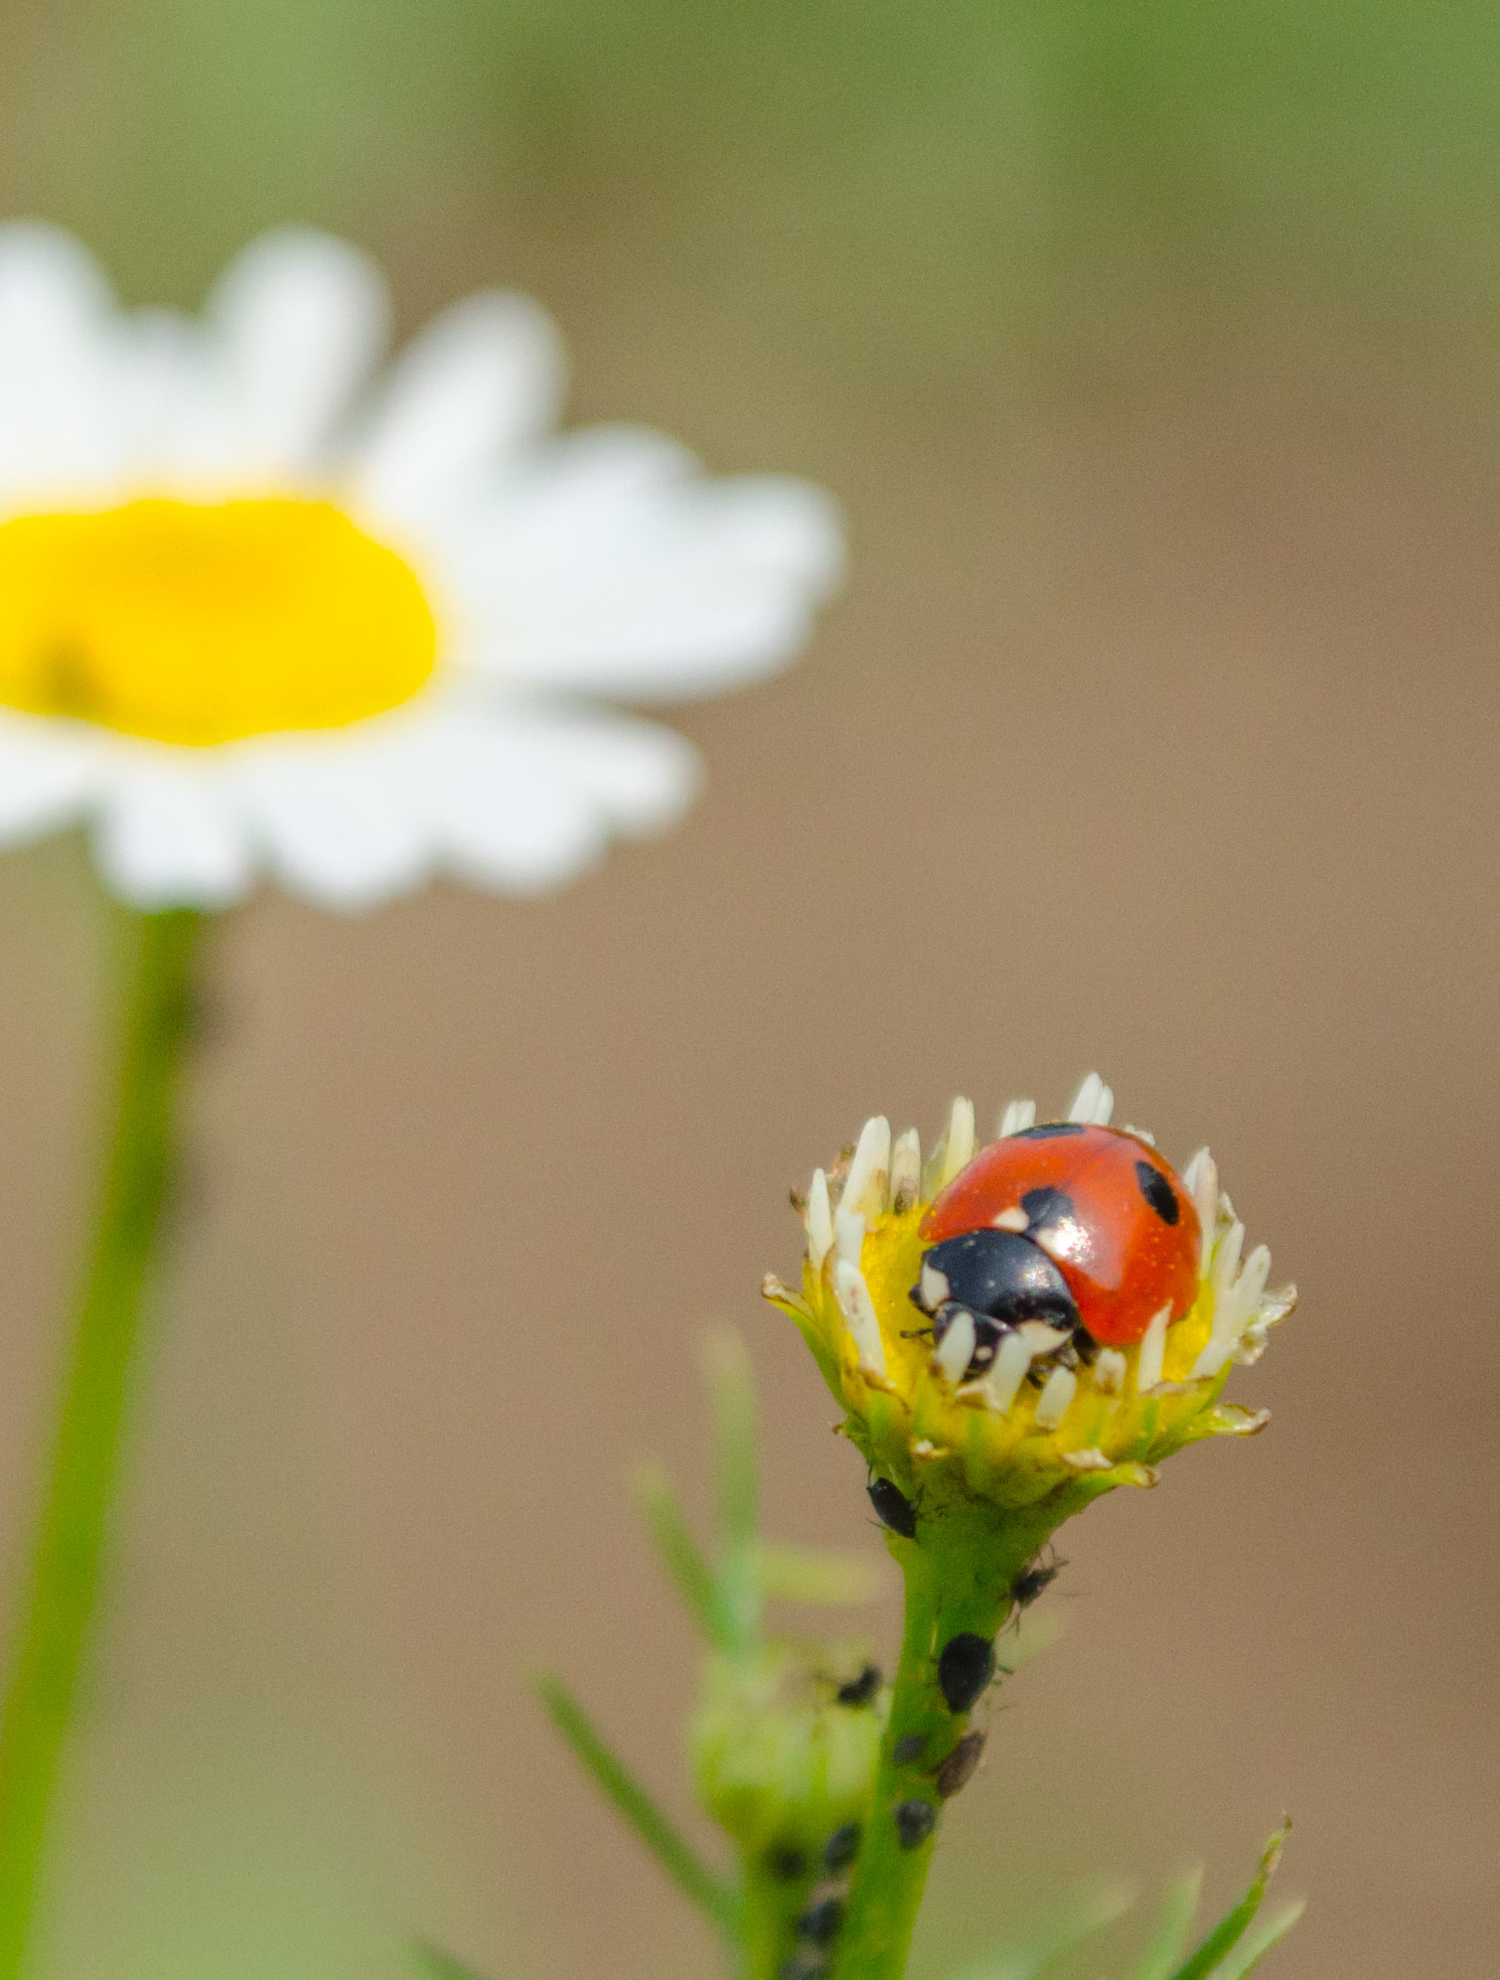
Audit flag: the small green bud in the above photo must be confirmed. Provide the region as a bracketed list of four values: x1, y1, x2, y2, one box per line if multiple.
[691, 1642, 886, 1862]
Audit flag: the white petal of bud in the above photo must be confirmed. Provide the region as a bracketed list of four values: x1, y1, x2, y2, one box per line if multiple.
[806, 1168, 834, 1272]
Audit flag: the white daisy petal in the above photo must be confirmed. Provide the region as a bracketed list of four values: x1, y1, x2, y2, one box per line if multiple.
[429, 703, 700, 894]
[95, 758, 254, 908]
[353, 290, 565, 527]
[0, 222, 121, 502]
[232, 726, 431, 910]
[113, 308, 239, 491]
[0, 712, 102, 838]
[206, 227, 389, 471]
[449, 430, 843, 700]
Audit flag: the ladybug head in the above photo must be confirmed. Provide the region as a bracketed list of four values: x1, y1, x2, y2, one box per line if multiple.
[910, 1227, 1082, 1382]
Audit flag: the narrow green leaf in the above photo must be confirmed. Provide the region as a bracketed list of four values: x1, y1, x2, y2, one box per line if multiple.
[1214, 1899, 1305, 1979]
[411, 1945, 492, 1980]
[632, 1460, 720, 1641]
[534, 1672, 740, 1940]
[703, 1328, 758, 1552]
[1129, 1867, 1203, 1980]
[1166, 1822, 1291, 1980]
[754, 1541, 885, 1606]
[701, 1329, 761, 1651]
[945, 1878, 1136, 1980]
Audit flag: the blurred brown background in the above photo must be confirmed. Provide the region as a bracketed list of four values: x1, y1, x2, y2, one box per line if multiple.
[0, 2, 1497, 1976]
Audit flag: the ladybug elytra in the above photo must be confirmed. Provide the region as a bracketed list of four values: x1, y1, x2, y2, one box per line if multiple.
[909, 1122, 1201, 1380]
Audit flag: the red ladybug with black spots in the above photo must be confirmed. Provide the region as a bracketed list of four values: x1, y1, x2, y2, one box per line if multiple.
[909, 1122, 1201, 1380]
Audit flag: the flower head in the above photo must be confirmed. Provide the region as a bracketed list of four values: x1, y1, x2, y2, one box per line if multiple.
[0, 224, 841, 908]
[765, 1075, 1294, 1526]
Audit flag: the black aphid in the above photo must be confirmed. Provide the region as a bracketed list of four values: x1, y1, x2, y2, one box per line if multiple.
[867, 1477, 918, 1539]
[835, 1663, 881, 1708]
[934, 1730, 985, 1798]
[796, 1895, 846, 1946]
[937, 1632, 994, 1714]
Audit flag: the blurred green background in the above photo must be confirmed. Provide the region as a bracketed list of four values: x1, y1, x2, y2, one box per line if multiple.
[0, 3, 1498, 1977]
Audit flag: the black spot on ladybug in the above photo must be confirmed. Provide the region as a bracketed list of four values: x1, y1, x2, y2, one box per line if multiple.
[867, 1477, 918, 1539]
[835, 1663, 881, 1708]
[893, 1732, 927, 1766]
[766, 1843, 809, 1881]
[823, 1823, 861, 1873]
[1134, 1160, 1180, 1225]
[935, 1730, 986, 1798]
[937, 1633, 994, 1713]
[893, 1799, 937, 1850]
[1014, 1121, 1085, 1139]
[1012, 1556, 1063, 1609]
[796, 1895, 846, 1946]
[1019, 1185, 1074, 1230]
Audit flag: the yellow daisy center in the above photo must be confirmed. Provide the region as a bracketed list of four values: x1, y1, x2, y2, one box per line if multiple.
[0, 498, 438, 747]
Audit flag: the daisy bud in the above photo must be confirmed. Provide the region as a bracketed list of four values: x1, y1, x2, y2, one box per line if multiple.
[765, 1080, 1293, 1536]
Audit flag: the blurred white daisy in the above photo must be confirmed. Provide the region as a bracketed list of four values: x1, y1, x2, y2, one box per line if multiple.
[0, 224, 842, 909]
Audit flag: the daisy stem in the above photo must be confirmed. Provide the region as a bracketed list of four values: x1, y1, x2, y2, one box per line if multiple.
[740, 1854, 815, 1980]
[829, 1506, 1058, 1980]
[0, 902, 204, 1977]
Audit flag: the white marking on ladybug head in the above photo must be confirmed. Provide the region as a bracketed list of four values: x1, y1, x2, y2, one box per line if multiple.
[834, 1261, 887, 1377]
[844, 1116, 891, 1219]
[1016, 1321, 1071, 1354]
[1093, 1349, 1126, 1394]
[1033, 1365, 1077, 1430]
[987, 1329, 1035, 1413]
[991, 1205, 1030, 1233]
[997, 1098, 1036, 1138]
[918, 1261, 951, 1312]
[933, 1309, 977, 1385]
[806, 1169, 834, 1272]
[1033, 1227, 1071, 1262]
[1068, 1073, 1114, 1126]
[834, 1206, 865, 1270]
[936, 1097, 976, 1187]
[1135, 1305, 1171, 1392]
[890, 1128, 922, 1212]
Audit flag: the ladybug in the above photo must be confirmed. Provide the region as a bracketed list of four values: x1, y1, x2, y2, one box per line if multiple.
[909, 1122, 1200, 1380]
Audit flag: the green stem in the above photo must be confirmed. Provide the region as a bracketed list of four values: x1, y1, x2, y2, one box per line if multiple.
[830, 1506, 1059, 1980]
[0, 903, 203, 1976]
[740, 1854, 817, 1980]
